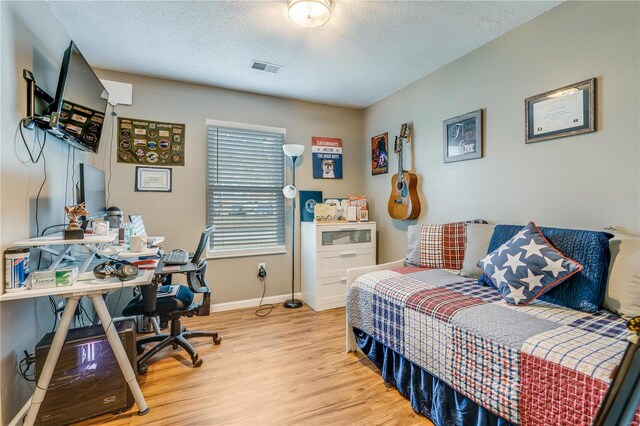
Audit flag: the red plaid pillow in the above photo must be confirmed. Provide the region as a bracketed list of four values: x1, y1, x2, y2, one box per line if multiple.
[419, 222, 466, 269]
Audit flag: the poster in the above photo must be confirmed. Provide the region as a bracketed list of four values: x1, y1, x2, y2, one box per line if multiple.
[117, 117, 186, 166]
[312, 137, 342, 179]
[371, 132, 388, 175]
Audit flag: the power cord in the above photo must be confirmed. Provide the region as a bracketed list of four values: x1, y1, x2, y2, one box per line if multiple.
[255, 267, 279, 317]
[17, 351, 36, 382]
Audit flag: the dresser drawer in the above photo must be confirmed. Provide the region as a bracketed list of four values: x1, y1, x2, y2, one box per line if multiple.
[316, 224, 375, 252]
[317, 249, 375, 279]
[317, 276, 348, 308]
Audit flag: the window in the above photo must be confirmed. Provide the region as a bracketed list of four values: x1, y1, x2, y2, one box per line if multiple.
[206, 120, 286, 258]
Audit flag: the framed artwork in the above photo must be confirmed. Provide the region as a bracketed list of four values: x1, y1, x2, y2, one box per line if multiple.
[135, 166, 172, 192]
[312, 137, 343, 179]
[371, 132, 389, 175]
[118, 117, 186, 166]
[443, 109, 483, 163]
[525, 78, 595, 143]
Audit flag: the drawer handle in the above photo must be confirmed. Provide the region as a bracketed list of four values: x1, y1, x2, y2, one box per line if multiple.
[339, 227, 358, 231]
[339, 251, 357, 257]
[340, 277, 347, 283]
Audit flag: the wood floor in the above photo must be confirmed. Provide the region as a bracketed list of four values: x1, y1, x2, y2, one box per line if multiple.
[80, 304, 431, 425]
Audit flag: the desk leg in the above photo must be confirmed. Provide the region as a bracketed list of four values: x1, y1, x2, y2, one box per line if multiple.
[23, 296, 80, 426]
[89, 294, 149, 415]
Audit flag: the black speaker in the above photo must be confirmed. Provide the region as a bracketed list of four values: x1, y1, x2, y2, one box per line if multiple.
[34, 320, 136, 425]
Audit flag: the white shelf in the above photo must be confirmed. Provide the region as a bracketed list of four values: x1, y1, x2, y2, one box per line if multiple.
[13, 232, 117, 247]
[0, 269, 154, 302]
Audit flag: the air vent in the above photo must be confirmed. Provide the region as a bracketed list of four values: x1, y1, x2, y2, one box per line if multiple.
[251, 60, 282, 74]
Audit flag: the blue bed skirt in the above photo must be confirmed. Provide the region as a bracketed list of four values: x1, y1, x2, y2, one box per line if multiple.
[353, 328, 515, 426]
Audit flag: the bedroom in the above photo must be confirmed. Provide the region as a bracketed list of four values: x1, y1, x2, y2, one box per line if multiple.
[0, 1, 638, 425]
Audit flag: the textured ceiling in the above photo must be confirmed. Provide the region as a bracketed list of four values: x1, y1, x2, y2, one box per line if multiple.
[48, 1, 560, 108]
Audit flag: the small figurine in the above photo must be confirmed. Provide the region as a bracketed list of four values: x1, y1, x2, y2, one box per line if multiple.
[63, 203, 89, 239]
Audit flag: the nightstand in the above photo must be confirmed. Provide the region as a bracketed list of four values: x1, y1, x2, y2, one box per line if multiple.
[301, 221, 376, 311]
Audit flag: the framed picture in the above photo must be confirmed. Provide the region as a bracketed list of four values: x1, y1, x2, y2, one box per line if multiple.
[312, 137, 343, 179]
[525, 78, 595, 143]
[443, 109, 483, 163]
[135, 166, 172, 192]
[371, 132, 389, 175]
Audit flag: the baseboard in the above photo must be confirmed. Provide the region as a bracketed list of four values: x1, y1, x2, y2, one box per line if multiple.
[8, 397, 31, 426]
[211, 293, 302, 312]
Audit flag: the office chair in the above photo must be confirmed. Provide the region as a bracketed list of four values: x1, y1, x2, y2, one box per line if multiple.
[122, 225, 221, 374]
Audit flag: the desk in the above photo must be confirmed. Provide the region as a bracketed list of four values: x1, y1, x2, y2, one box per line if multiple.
[0, 270, 155, 424]
[14, 232, 118, 272]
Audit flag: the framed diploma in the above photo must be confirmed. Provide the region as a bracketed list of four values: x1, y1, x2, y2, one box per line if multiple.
[135, 166, 172, 192]
[525, 78, 595, 143]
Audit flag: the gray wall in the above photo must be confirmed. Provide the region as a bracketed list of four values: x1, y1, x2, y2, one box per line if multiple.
[94, 69, 364, 304]
[0, 2, 98, 423]
[363, 1, 640, 264]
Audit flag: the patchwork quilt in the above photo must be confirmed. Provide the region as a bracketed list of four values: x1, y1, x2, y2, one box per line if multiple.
[346, 267, 640, 426]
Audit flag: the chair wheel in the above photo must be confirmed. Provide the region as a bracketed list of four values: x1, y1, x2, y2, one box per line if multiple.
[213, 336, 222, 345]
[192, 355, 203, 368]
[138, 364, 148, 375]
[136, 344, 145, 355]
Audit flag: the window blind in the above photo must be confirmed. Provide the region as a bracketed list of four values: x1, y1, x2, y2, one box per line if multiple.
[206, 125, 285, 253]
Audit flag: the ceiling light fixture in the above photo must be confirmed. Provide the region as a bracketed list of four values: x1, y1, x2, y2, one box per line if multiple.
[288, 0, 331, 28]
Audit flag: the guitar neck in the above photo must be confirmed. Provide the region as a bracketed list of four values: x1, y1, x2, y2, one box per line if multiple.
[397, 138, 404, 176]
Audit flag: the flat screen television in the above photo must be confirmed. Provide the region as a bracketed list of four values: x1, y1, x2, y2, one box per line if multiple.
[48, 41, 109, 153]
[78, 164, 107, 219]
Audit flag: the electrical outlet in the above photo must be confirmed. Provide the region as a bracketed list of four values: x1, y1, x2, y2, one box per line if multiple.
[257, 263, 267, 278]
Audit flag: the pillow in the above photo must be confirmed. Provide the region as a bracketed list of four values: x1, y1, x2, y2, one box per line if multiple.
[459, 223, 496, 279]
[479, 222, 583, 306]
[478, 223, 613, 312]
[603, 234, 640, 319]
[406, 222, 466, 268]
[406, 220, 488, 269]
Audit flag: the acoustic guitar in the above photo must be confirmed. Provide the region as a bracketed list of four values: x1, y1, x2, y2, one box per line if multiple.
[387, 123, 421, 220]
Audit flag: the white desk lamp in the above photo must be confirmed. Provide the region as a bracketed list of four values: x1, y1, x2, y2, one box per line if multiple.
[282, 144, 305, 308]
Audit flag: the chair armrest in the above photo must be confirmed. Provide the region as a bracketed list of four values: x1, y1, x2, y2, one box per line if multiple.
[345, 259, 405, 352]
[186, 259, 209, 294]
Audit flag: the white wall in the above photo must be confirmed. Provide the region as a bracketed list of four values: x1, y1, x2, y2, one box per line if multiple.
[363, 1, 640, 263]
[93, 69, 364, 304]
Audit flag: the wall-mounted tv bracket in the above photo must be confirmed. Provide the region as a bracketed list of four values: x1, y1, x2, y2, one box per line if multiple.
[23, 69, 54, 129]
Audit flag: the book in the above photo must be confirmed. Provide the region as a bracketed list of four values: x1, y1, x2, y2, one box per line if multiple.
[299, 190, 323, 222]
[314, 203, 337, 222]
[349, 196, 368, 221]
[157, 284, 180, 298]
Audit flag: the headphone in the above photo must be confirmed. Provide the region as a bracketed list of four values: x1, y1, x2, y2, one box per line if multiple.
[93, 259, 139, 281]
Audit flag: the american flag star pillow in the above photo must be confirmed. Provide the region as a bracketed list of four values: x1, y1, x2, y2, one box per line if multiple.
[478, 221, 584, 305]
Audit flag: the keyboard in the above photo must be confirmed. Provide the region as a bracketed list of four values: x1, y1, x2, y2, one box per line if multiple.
[163, 249, 189, 265]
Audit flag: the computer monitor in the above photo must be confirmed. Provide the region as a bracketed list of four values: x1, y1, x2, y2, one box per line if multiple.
[78, 164, 106, 219]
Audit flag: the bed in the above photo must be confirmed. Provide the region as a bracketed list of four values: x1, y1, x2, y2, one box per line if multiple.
[346, 261, 640, 426]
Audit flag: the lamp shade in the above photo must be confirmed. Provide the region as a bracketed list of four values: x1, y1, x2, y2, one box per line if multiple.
[283, 144, 305, 158]
[282, 184, 297, 199]
[288, 0, 331, 28]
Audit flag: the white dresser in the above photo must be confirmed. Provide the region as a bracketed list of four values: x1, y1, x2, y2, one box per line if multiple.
[301, 221, 376, 311]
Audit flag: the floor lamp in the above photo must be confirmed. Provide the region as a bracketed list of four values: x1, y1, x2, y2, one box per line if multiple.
[282, 144, 304, 309]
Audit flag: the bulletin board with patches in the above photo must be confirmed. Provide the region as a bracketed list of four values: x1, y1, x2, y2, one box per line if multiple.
[117, 117, 186, 166]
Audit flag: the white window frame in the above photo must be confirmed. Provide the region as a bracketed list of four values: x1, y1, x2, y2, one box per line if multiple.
[205, 119, 287, 259]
